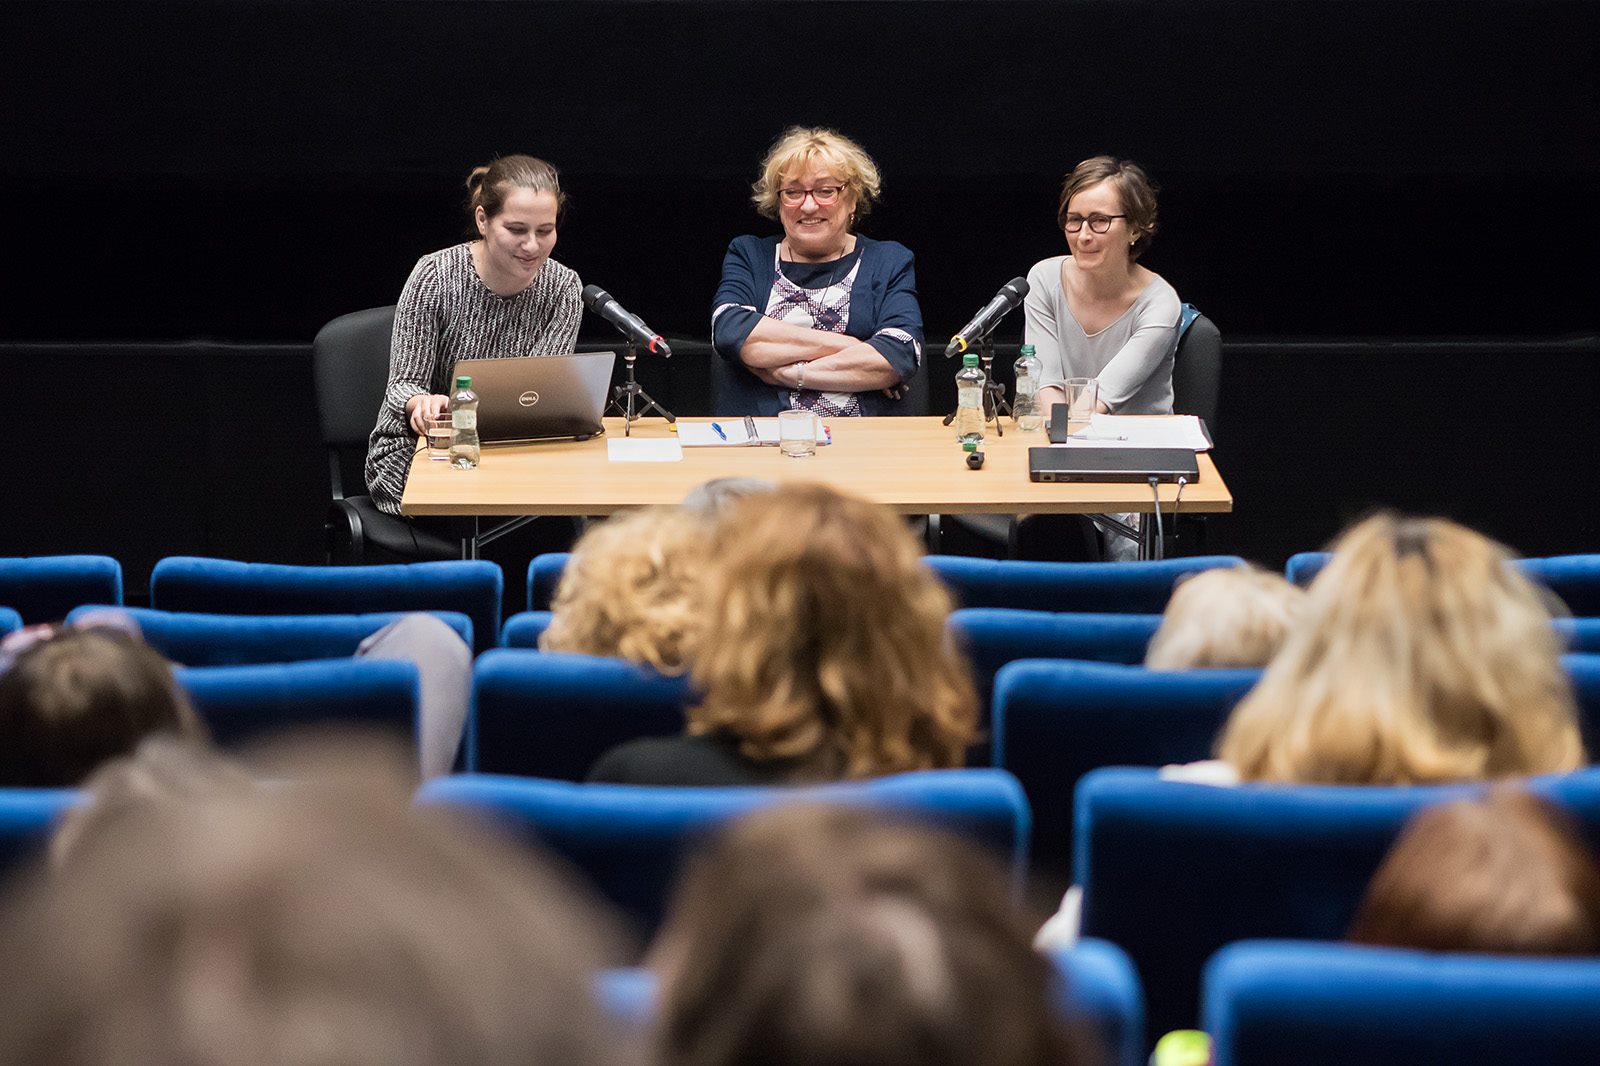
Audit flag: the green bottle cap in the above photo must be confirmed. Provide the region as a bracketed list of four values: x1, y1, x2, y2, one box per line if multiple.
[1019, 344, 1036, 357]
[962, 353, 979, 367]
[455, 375, 472, 389]
[962, 439, 978, 452]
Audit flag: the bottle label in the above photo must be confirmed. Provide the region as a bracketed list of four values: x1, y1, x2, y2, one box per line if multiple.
[958, 384, 981, 404]
[452, 410, 477, 430]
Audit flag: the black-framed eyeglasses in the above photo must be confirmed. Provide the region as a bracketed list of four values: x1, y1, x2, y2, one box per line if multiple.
[1064, 213, 1128, 234]
[778, 185, 844, 207]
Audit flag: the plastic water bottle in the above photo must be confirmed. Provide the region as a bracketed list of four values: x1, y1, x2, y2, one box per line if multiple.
[449, 374, 480, 469]
[954, 352, 985, 444]
[1014, 343, 1043, 432]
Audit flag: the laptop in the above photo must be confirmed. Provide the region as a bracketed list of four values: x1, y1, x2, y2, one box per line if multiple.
[456, 351, 617, 443]
[1029, 447, 1199, 483]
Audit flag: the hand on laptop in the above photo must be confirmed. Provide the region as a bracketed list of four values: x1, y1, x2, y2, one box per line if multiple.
[406, 393, 451, 435]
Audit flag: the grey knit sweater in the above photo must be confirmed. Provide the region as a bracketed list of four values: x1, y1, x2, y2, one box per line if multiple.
[364, 243, 582, 514]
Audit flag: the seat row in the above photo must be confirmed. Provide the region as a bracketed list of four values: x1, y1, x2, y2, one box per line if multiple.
[5, 759, 1600, 1064]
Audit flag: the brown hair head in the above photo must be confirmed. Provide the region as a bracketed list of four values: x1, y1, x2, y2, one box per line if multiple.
[1217, 513, 1584, 784]
[1349, 788, 1600, 955]
[1056, 156, 1160, 260]
[465, 154, 565, 227]
[750, 127, 884, 222]
[0, 741, 634, 1066]
[0, 627, 205, 788]
[653, 804, 1092, 1066]
[686, 485, 978, 780]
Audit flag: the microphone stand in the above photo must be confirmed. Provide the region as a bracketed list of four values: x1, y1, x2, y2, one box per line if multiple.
[940, 329, 1006, 437]
[606, 341, 676, 437]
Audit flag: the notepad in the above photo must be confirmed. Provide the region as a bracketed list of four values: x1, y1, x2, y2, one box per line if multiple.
[677, 419, 831, 447]
[606, 438, 683, 462]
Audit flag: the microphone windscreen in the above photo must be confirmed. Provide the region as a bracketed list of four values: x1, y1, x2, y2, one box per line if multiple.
[1004, 277, 1031, 301]
[580, 285, 610, 310]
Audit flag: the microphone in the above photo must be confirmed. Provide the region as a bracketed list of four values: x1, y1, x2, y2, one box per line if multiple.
[581, 285, 672, 358]
[944, 277, 1030, 358]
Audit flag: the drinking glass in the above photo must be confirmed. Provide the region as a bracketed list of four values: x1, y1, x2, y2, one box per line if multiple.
[777, 409, 817, 458]
[1063, 378, 1098, 437]
[426, 416, 453, 460]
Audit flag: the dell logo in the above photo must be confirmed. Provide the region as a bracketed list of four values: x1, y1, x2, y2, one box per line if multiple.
[518, 390, 539, 406]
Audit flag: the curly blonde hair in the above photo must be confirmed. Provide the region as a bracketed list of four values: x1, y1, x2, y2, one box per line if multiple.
[539, 507, 709, 675]
[1144, 566, 1306, 670]
[1217, 513, 1584, 784]
[750, 127, 883, 222]
[686, 485, 977, 781]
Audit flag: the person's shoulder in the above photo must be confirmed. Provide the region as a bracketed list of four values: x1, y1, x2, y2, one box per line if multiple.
[587, 733, 771, 787]
[1026, 255, 1069, 287]
[415, 242, 471, 277]
[1137, 269, 1182, 321]
[727, 234, 778, 255]
[540, 258, 581, 294]
[856, 234, 914, 262]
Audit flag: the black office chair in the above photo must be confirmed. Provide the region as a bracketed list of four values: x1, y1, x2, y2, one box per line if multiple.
[312, 306, 458, 563]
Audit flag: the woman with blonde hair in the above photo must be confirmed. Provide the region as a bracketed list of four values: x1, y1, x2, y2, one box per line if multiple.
[540, 506, 711, 675]
[1214, 513, 1584, 785]
[588, 485, 978, 785]
[712, 127, 922, 417]
[1143, 566, 1306, 670]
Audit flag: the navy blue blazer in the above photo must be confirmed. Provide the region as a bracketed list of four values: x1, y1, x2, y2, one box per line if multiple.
[711, 233, 924, 416]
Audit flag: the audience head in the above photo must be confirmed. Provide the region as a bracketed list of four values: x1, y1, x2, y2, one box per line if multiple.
[0, 740, 632, 1066]
[686, 485, 978, 780]
[1143, 566, 1306, 670]
[1057, 156, 1159, 261]
[1349, 788, 1600, 955]
[0, 622, 204, 788]
[541, 506, 711, 674]
[653, 803, 1088, 1066]
[678, 477, 776, 519]
[1217, 513, 1583, 784]
[751, 126, 883, 229]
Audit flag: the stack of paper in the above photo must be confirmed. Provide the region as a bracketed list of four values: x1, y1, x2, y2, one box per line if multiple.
[1053, 414, 1212, 451]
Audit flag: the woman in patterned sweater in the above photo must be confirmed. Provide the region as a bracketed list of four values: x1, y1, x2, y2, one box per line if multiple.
[711, 127, 923, 418]
[364, 155, 583, 515]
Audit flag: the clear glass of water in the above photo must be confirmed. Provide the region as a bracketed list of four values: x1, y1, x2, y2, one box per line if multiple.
[777, 409, 818, 458]
[425, 416, 453, 460]
[1063, 378, 1099, 437]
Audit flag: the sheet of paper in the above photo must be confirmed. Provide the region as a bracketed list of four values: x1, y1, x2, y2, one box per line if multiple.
[606, 438, 683, 462]
[677, 420, 754, 447]
[1051, 413, 1212, 451]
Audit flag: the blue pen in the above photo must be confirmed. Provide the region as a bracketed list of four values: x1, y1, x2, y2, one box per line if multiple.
[711, 422, 728, 441]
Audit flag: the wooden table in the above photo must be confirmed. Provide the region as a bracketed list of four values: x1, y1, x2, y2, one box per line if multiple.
[403, 415, 1230, 514]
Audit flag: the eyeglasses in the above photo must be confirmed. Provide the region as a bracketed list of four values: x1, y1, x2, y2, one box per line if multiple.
[1064, 213, 1128, 234]
[778, 185, 844, 207]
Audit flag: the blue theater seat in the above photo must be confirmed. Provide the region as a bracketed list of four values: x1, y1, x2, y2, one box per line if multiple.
[1204, 940, 1600, 1066]
[0, 788, 79, 874]
[417, 768, 1029, 935]
[66, 606, 472, 666]
[926, 555, 1245, 613]
[467, 649, 690, 778]
[0, 555, 122, 624]
[176, 658, 419, 747]
[527, 553, 572, 612]
[0, 608, 20, 639]
[500, 610, 554, 649]
[1288, 549, 1600, 617]
[150, 556, 502, 653]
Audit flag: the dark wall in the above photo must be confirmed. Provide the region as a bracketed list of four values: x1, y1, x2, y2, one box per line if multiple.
[3, 0, 1596, 342]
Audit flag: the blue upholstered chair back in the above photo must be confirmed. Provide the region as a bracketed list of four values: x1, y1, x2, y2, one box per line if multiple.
[598, 938, 1144, 1066]
[527, 553, 572, 612]
[66, 606, 472, 667]
[468, 650, 691, 778]
[1288, 549, 1600, 617]
[150, 557, 502, 653]
[417, 768, 1030, 935]
[0, 555, 122, 624]
[0, 788, 79, 874]
[950, 609, 1163, 727]
[1557, 617, 1600, 653]
[177, 659, 419, 747]
[926, 555, 1245, 613]
[1203, 941, 1600, 1066]
[500, 611, 554, 648]
[0, 608, 20, 639]
[993, 660, 1260, 877]
[1073, 765, 1600, 1045]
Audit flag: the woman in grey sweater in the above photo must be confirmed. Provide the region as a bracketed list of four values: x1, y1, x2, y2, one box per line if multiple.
[364, 155, 582, 515]
[1024, 156, 1180, 417]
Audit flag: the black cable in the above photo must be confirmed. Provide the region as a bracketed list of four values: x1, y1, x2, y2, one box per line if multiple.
[1148, 476, 1165, 561]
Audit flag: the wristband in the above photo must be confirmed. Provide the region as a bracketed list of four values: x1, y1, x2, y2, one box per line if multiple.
[795, 361, 806, 390]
